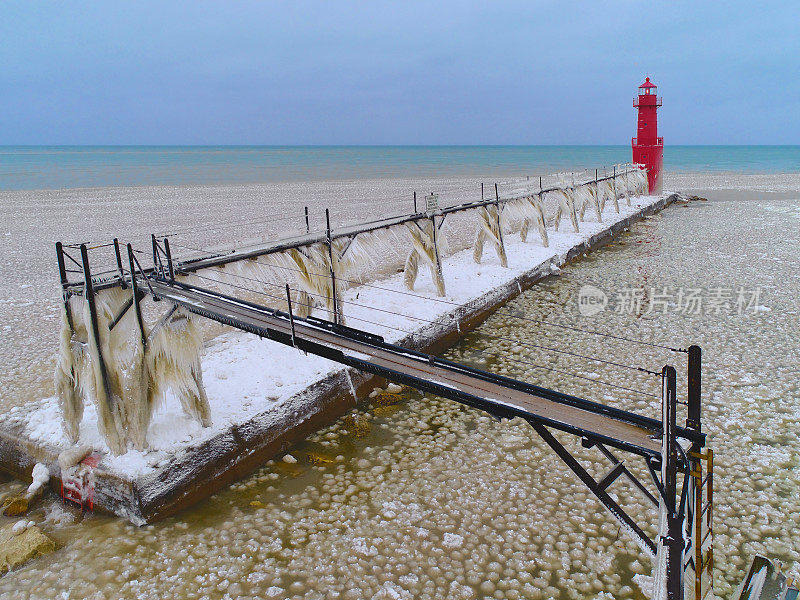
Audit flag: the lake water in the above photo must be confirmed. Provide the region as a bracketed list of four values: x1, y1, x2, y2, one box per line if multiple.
[2, 145, 799, 191]
[0, 146, 798, 598]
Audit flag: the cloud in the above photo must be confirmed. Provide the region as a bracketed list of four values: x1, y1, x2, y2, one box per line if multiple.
[0, 1, 797, 144]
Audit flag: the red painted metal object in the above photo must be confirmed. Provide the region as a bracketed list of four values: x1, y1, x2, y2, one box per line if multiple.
[60, 452, 101, 512]
[632, 77, 663, 194]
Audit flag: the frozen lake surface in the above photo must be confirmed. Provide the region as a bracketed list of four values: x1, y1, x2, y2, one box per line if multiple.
[0, 170, 799, 598]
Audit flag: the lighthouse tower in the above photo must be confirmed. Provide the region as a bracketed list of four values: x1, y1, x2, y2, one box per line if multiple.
[632, 77, 663, 194]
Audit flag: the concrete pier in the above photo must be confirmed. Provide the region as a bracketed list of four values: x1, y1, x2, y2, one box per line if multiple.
[0, 193, 679, 525]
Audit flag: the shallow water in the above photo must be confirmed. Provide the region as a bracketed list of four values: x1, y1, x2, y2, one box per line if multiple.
[1, 181, 799, 598]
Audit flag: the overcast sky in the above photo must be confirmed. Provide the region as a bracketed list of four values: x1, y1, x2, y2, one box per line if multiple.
[1, 1, 798, 145]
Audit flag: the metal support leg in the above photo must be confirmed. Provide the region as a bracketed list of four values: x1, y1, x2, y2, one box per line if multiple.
[113, 238, 128, 289]
[55, 241, 74, 331]
[662, 365, 684, 600]
[687, 345, 701, 432]
[164, 237, 175, 282]
[430, 215, 445, 294]
[81, 244, 126, 454]
[325, 208, 342, 324]
[127, 244, 148, 348]
[529, 419, 656, 555]
[286, 283, 297, 348]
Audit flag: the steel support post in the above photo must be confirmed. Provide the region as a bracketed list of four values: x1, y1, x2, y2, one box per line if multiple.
[285, 283, 297, 348]
[494, 183, 505, 250]
[662, 365, 684, 599]
[55, 241, 74, 331]
[686, 344, 702, 598]
[81, 244, 114, 404]
[127, 244, 148, 348]
[113, 238, 127, 289]
[163, 237, 175, 282]
[151, 234, 161, 276]
[325, 208, 341, 324]
[687, 345, 701, 433]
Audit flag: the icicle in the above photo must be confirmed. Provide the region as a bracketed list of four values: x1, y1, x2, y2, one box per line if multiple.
[609, 177, 620, 213]
[344, 370, 358, 402]
[146, 308, 211, 430]
[122, 331, 150, 452]
[517, 195, 548, 247]
[294, 290, 313, 318]
[54, 295, 86, 443]
[598, 181, 607, 213]
[589, 182, 602, 222]
[473, 204, 507, 267]
[404, 218, 446, 296]
[285, 244, 344, 324]
[598, 180, 618, 215]
[619, 172, 632, 206]
[552, 189, 579, 233]
[82, 289, 129, 455]
[573, 184, 601, 224]
[631, 167, 647, 196]
[573, 185, 587, 222]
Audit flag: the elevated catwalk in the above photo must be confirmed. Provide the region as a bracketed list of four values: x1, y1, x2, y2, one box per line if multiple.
[1, 189, 713, 595]
[0, 189, 677, 522]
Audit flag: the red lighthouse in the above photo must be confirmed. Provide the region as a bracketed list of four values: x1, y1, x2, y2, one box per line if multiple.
[632, 77, 663, 194]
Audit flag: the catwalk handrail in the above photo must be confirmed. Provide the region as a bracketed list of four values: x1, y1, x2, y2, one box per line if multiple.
[59, 165, 644, 293]
[142, 275, 704, 456]
[187, 267, 664, 399]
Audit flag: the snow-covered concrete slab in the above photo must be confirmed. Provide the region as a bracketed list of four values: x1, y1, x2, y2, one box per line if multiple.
[0, 194, 677, 524]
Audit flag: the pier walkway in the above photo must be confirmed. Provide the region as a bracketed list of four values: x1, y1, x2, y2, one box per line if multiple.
[139, 273, 707, 583]
[46, 168, 711, 598]
[149, 278, 684, 459]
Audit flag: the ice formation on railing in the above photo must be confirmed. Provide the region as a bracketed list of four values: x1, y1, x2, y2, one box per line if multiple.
[55, 290, 211, 454]
[54, 165, 649, 453]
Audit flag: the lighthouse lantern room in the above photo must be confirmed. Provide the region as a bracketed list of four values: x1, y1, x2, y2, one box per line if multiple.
[632, 77, 664, 194]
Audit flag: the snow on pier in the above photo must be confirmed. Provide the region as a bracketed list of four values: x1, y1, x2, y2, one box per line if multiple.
[0, 168, 672, 525]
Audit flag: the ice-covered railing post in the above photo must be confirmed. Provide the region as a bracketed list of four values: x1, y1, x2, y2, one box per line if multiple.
[55, 242, 74, 330]
[81, 244, 128, 455]
[126, 245, 147, 350]
[517, 193, 548, 247]
[552, 187, 579, 233]
[54, 241, 83, 443]
[324, 208, 344, 325]
[126, 243, 157, 450]
[473, 182, 508, 267]
[403, 193, 446, 297]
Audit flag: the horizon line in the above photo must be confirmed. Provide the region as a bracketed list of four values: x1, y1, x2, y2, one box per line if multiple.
[2, 143, 799, 148]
